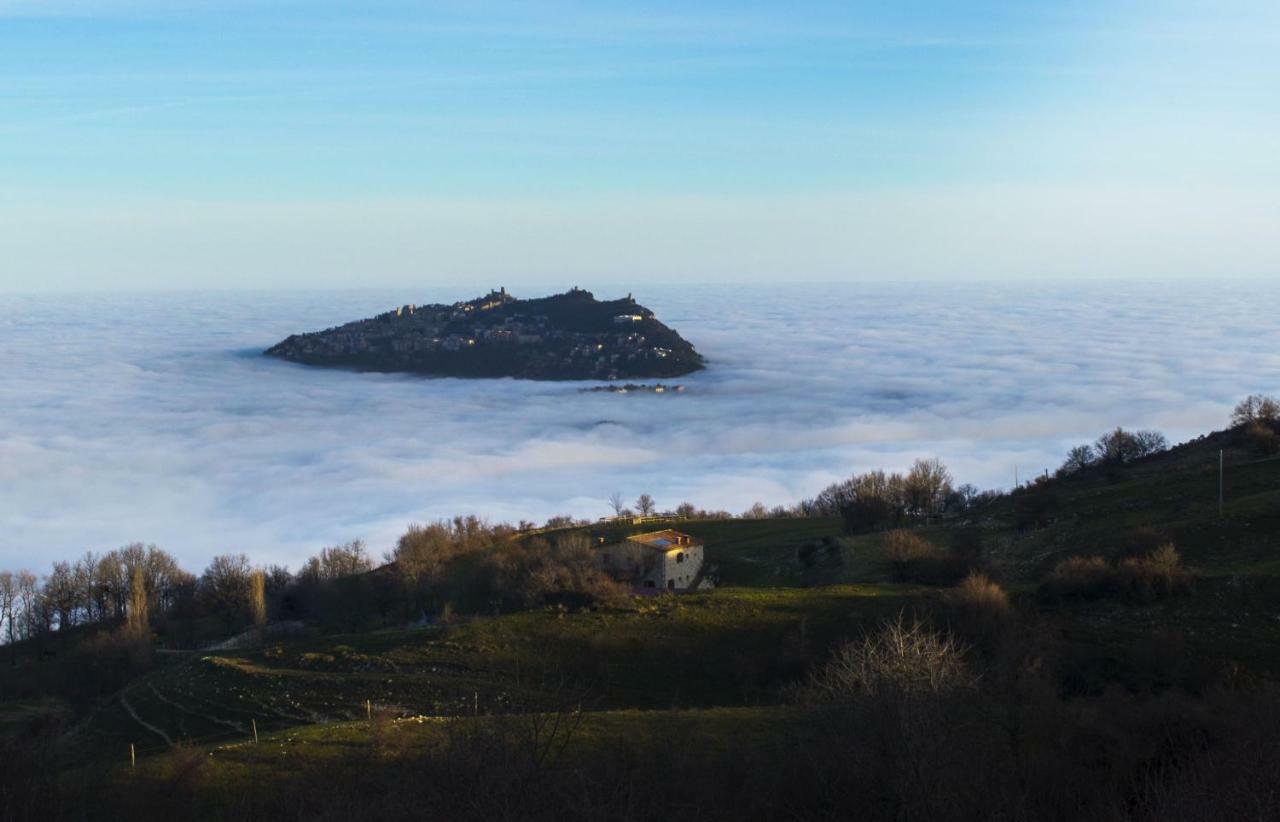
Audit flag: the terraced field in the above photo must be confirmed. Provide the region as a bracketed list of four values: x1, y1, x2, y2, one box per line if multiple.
[76, 585, 917, 760]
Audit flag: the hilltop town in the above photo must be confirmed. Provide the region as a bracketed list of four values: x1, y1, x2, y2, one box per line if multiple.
[264, 288, 705, 380]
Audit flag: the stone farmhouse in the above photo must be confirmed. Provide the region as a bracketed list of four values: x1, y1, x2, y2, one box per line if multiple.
[595, 529, 704, 592]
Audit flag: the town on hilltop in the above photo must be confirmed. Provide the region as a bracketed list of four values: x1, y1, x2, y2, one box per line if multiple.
[265, 287, 705, 381]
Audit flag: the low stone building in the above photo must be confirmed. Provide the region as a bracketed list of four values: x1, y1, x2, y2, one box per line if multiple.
[596, 529, 704, 592]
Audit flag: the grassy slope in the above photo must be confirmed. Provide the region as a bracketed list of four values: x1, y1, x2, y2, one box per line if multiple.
[39, 425, 1280, 779]
[72, 585, 915, 760]
[966, 428, 1280, 676]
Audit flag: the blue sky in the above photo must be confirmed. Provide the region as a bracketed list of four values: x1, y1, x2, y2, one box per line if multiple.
[1, 0, 1277, 288]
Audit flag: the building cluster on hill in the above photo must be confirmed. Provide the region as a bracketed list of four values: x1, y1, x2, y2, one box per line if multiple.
[265, 288, 704, 380]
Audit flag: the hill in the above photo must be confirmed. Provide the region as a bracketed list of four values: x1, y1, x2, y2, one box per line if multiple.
[264, 288, 705, 380]
[10, 420, 1280, 820]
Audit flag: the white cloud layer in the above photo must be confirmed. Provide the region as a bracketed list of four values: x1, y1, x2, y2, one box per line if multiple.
[1, 282, 1276, 573]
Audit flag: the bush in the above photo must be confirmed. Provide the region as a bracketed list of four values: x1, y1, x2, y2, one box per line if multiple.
[1117, 544, 1193, 603]
[883, 530, 974, 585]
[946, 573, 1010, 619]
[944, 573, 1012, 652]
[1041, 547, 1191, 605]
[1245, 420, 1280, 455]
[801, 614, 975, 702]
[1040, 556, 1113, 602]
[883, 530, 935, 565]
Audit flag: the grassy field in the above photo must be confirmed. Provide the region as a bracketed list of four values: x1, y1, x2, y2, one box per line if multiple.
[69, 584, 918, 761]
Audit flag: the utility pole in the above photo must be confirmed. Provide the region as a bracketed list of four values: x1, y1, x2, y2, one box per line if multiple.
[1014, 465, 1018, 489]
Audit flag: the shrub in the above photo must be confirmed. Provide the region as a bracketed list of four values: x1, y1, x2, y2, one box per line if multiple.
[1245, 420, 1280, 455]
[1117, 544, 1193, 603]
[883, 530, 974, 585]
[1041, 547, 1191, 605]
[884, 530, 936, 565]
[1040, 556, 1113, 602]
[946, 573, 1010, 618]
[944, 573, 1012, 651]
[802, 614, 975, 702]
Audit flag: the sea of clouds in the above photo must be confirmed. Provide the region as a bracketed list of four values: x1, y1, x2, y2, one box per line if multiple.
[1, 281, 1277, 572]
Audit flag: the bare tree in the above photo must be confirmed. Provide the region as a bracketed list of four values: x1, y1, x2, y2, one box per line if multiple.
[1231, 394, 1280, 428]
[905, 458, 953, 516]
[635, 494, 656, 516]
[43, 562, 80, 630]
[200, 553, 253, 633]
[73, 551, 100, 623]
[126, 563, 149, 637]
[249, 569, 267, 642]
[94, 552, 127, 620]
[1059, 444, 1097, 476]
[15, 571, 39, 641]
[0, 571, 15, 646]
[607, 492, 626, 517]
[1094, 428, 1167, 465]
[300, 540, 374, 583]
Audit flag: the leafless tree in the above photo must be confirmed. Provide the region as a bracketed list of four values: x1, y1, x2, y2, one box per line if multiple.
[200, 553, 253, 632]
[249, 569, 267, 641]
[126, 563, 149, 636]
[1232, 394, 1280, 428]
[1094, 428, 1168, 465]
[43, 561, 80, 630]
[300, 540, 374, 583]
[0, 571, 15, 646]
[1059, 444, 1096, 475]
[607, 491, 626, 517]
[905, 458, 953, 516]
[635, 494, 656, 516]
[15, 571, 39, 641]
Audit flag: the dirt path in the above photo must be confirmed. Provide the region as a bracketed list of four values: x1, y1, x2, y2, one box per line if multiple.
[119, 690, 173, 746]
[147, 682, 248, 734]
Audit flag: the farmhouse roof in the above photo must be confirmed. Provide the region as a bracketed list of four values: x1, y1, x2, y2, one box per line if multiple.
[626, 529, 703, 551]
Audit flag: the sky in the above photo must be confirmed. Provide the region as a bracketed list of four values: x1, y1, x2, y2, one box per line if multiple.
[1, 0, 1278, 288]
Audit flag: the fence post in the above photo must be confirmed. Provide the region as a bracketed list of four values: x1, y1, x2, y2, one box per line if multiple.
[366, 699, 372, 721]
[130, 743, 136, 768]
[252, 719, 259, 744]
